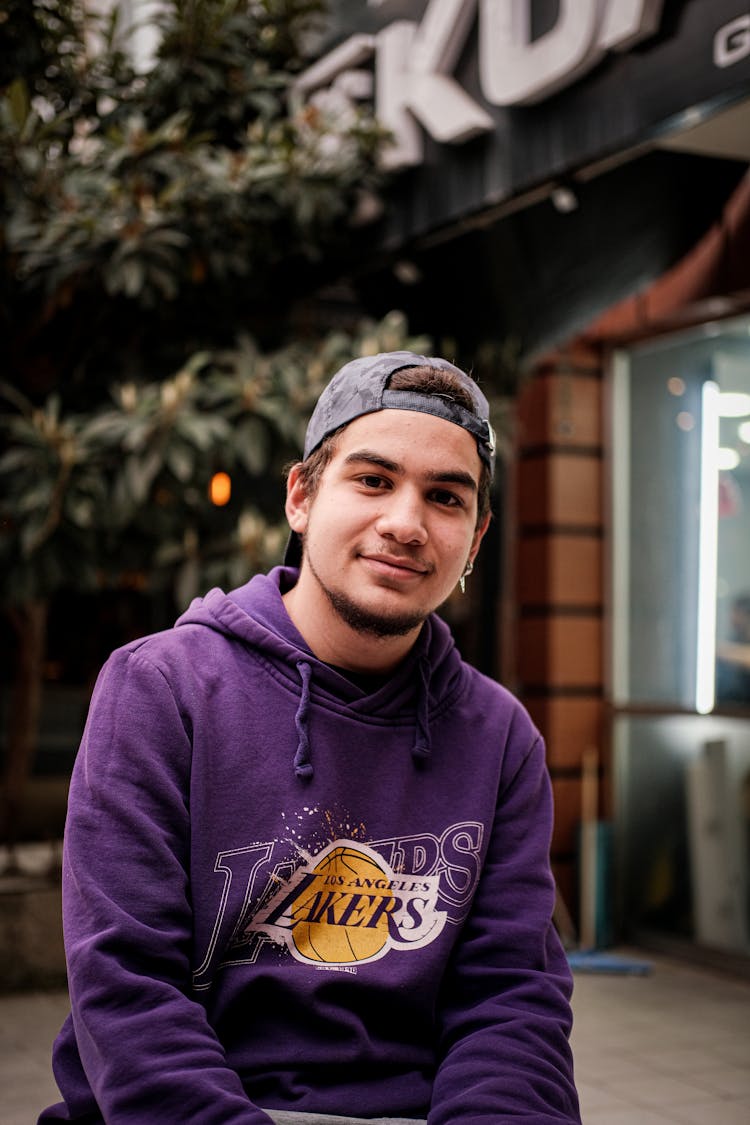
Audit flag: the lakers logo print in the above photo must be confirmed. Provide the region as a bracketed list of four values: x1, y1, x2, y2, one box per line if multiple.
[292, 846, 392, 963]
[249, 840, 447, 966]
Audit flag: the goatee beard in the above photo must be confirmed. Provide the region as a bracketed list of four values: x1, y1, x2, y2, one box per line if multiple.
[307, 555, 427, 638]
[325, 586, 427, 638]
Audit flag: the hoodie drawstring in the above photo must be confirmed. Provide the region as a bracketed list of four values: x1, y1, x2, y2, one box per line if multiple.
[294, 660, 314, 781]
[412, 654, 432, 763]
[294, 653, 433, 777]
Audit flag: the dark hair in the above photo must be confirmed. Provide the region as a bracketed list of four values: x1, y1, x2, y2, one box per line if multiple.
[294, 365, 492, 527]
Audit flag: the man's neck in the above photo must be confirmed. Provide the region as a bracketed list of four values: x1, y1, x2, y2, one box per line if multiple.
[282, 570, 421, 675]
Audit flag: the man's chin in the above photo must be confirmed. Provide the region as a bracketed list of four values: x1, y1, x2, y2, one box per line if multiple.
[325, 586, 428, 638]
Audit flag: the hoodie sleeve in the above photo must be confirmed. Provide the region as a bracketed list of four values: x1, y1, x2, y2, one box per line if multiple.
[428, 732, 580, 1124]
[59, 647, 272, 1124]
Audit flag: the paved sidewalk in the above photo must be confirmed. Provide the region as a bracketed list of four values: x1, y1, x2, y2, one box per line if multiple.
[2, 950, 749, 1124]
[570, 952, 750, 1123]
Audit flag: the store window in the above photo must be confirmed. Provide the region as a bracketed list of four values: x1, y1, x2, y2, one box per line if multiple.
[611, 317, 750, 956]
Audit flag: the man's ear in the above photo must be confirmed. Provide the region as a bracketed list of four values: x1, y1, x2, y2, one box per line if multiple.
[285, 463, 311, 536]
[469, 512, 491, 565]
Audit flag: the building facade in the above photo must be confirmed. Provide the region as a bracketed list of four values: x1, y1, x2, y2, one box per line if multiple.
[299, 0, 750, 963]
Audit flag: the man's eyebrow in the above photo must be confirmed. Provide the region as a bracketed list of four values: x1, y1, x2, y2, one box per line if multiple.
[425, 470, 477, 493]
[342, 451, 477, 492]
[342, 450, 401, 473]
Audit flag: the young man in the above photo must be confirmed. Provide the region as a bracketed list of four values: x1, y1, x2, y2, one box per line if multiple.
[41, 352, 580, 1123]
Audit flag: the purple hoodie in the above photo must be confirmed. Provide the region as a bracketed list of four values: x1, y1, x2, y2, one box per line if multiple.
[41, 567, 579, 1123]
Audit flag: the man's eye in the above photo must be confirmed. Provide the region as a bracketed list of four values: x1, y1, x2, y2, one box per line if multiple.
[359, 475, 386, 489]
[431, 490, 462, 507]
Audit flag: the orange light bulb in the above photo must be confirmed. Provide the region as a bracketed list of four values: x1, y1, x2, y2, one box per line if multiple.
[209, 472, 231, 506]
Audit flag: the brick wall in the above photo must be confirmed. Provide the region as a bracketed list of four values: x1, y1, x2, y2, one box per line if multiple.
[512, 343, 606, 919]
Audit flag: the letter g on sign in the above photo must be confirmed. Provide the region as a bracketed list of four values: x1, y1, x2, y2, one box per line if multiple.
[715, 16, 750, 69]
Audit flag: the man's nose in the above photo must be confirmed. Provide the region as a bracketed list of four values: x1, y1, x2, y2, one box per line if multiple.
[374, 488, 428, 544]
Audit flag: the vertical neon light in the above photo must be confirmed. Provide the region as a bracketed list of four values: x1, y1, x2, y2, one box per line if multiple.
[696, 381, 720, 715]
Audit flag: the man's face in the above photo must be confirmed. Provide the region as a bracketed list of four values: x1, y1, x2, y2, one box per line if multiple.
[286, 409, 488, 639]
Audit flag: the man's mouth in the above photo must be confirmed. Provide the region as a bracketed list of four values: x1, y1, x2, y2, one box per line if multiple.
[359, 552, 431, 579]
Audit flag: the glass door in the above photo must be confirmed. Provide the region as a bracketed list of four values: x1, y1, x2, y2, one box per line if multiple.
[611, 316, 750, 955]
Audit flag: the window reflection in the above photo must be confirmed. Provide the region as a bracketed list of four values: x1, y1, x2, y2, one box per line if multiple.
[716, 592, 750, 704]
[612, 317, 750, 957]
[613, 318, 750, 712]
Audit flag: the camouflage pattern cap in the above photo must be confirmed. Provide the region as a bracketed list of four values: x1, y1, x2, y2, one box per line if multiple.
[304, 350, 495, 467]
[284, 350, 495, 566]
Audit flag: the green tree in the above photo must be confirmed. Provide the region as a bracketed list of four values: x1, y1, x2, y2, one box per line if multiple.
[2, 0, 385, 401]
[0, 0, 391, 864]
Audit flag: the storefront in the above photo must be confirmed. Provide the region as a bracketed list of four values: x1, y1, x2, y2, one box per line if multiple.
[613, 316, 750, 954]
[593, 246, 750, 965]
[299, 0, 750, 958]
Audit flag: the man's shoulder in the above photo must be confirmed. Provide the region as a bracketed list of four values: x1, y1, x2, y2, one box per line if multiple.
[456, 660, 541, 741]
[459, 658, 523, 705]
[106, 615, 241, 675]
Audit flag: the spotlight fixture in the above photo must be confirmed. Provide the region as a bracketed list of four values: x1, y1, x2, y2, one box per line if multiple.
[550, 184, 578, 214]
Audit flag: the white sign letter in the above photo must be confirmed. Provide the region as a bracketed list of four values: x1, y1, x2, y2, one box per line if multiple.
[714, 15, 750, 69]
[599, 0, 665, 51]
[377, 0, 493, 170]
[479, 0, 604, 106]
[376, 21, 425, 169]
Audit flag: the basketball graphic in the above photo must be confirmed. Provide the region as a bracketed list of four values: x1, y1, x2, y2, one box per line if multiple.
[246, 833, 450, 966]
[291, 845, 392, 964]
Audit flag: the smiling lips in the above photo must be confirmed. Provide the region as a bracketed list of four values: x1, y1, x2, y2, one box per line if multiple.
[359, 552, 432, 581]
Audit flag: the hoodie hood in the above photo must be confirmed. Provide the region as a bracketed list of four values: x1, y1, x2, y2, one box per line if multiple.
[175, 566, 466, 779]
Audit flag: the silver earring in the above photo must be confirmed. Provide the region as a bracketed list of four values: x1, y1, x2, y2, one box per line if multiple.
[459, 560, 474, 594]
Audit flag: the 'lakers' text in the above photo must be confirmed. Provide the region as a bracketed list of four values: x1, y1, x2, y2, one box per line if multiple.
[192, 821, 484, 985]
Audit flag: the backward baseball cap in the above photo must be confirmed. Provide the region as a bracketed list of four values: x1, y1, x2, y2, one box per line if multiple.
[284, 350, 495, 567]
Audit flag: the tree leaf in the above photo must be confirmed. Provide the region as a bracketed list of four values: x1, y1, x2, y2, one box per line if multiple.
[166, 443, 194, 482]
[235, 416, 270, 475]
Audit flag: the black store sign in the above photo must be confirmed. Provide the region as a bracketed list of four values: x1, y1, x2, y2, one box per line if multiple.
[298, 0, 750, 246]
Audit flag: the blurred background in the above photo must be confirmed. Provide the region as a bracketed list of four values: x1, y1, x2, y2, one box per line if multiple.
[2, 0, 750, 993]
